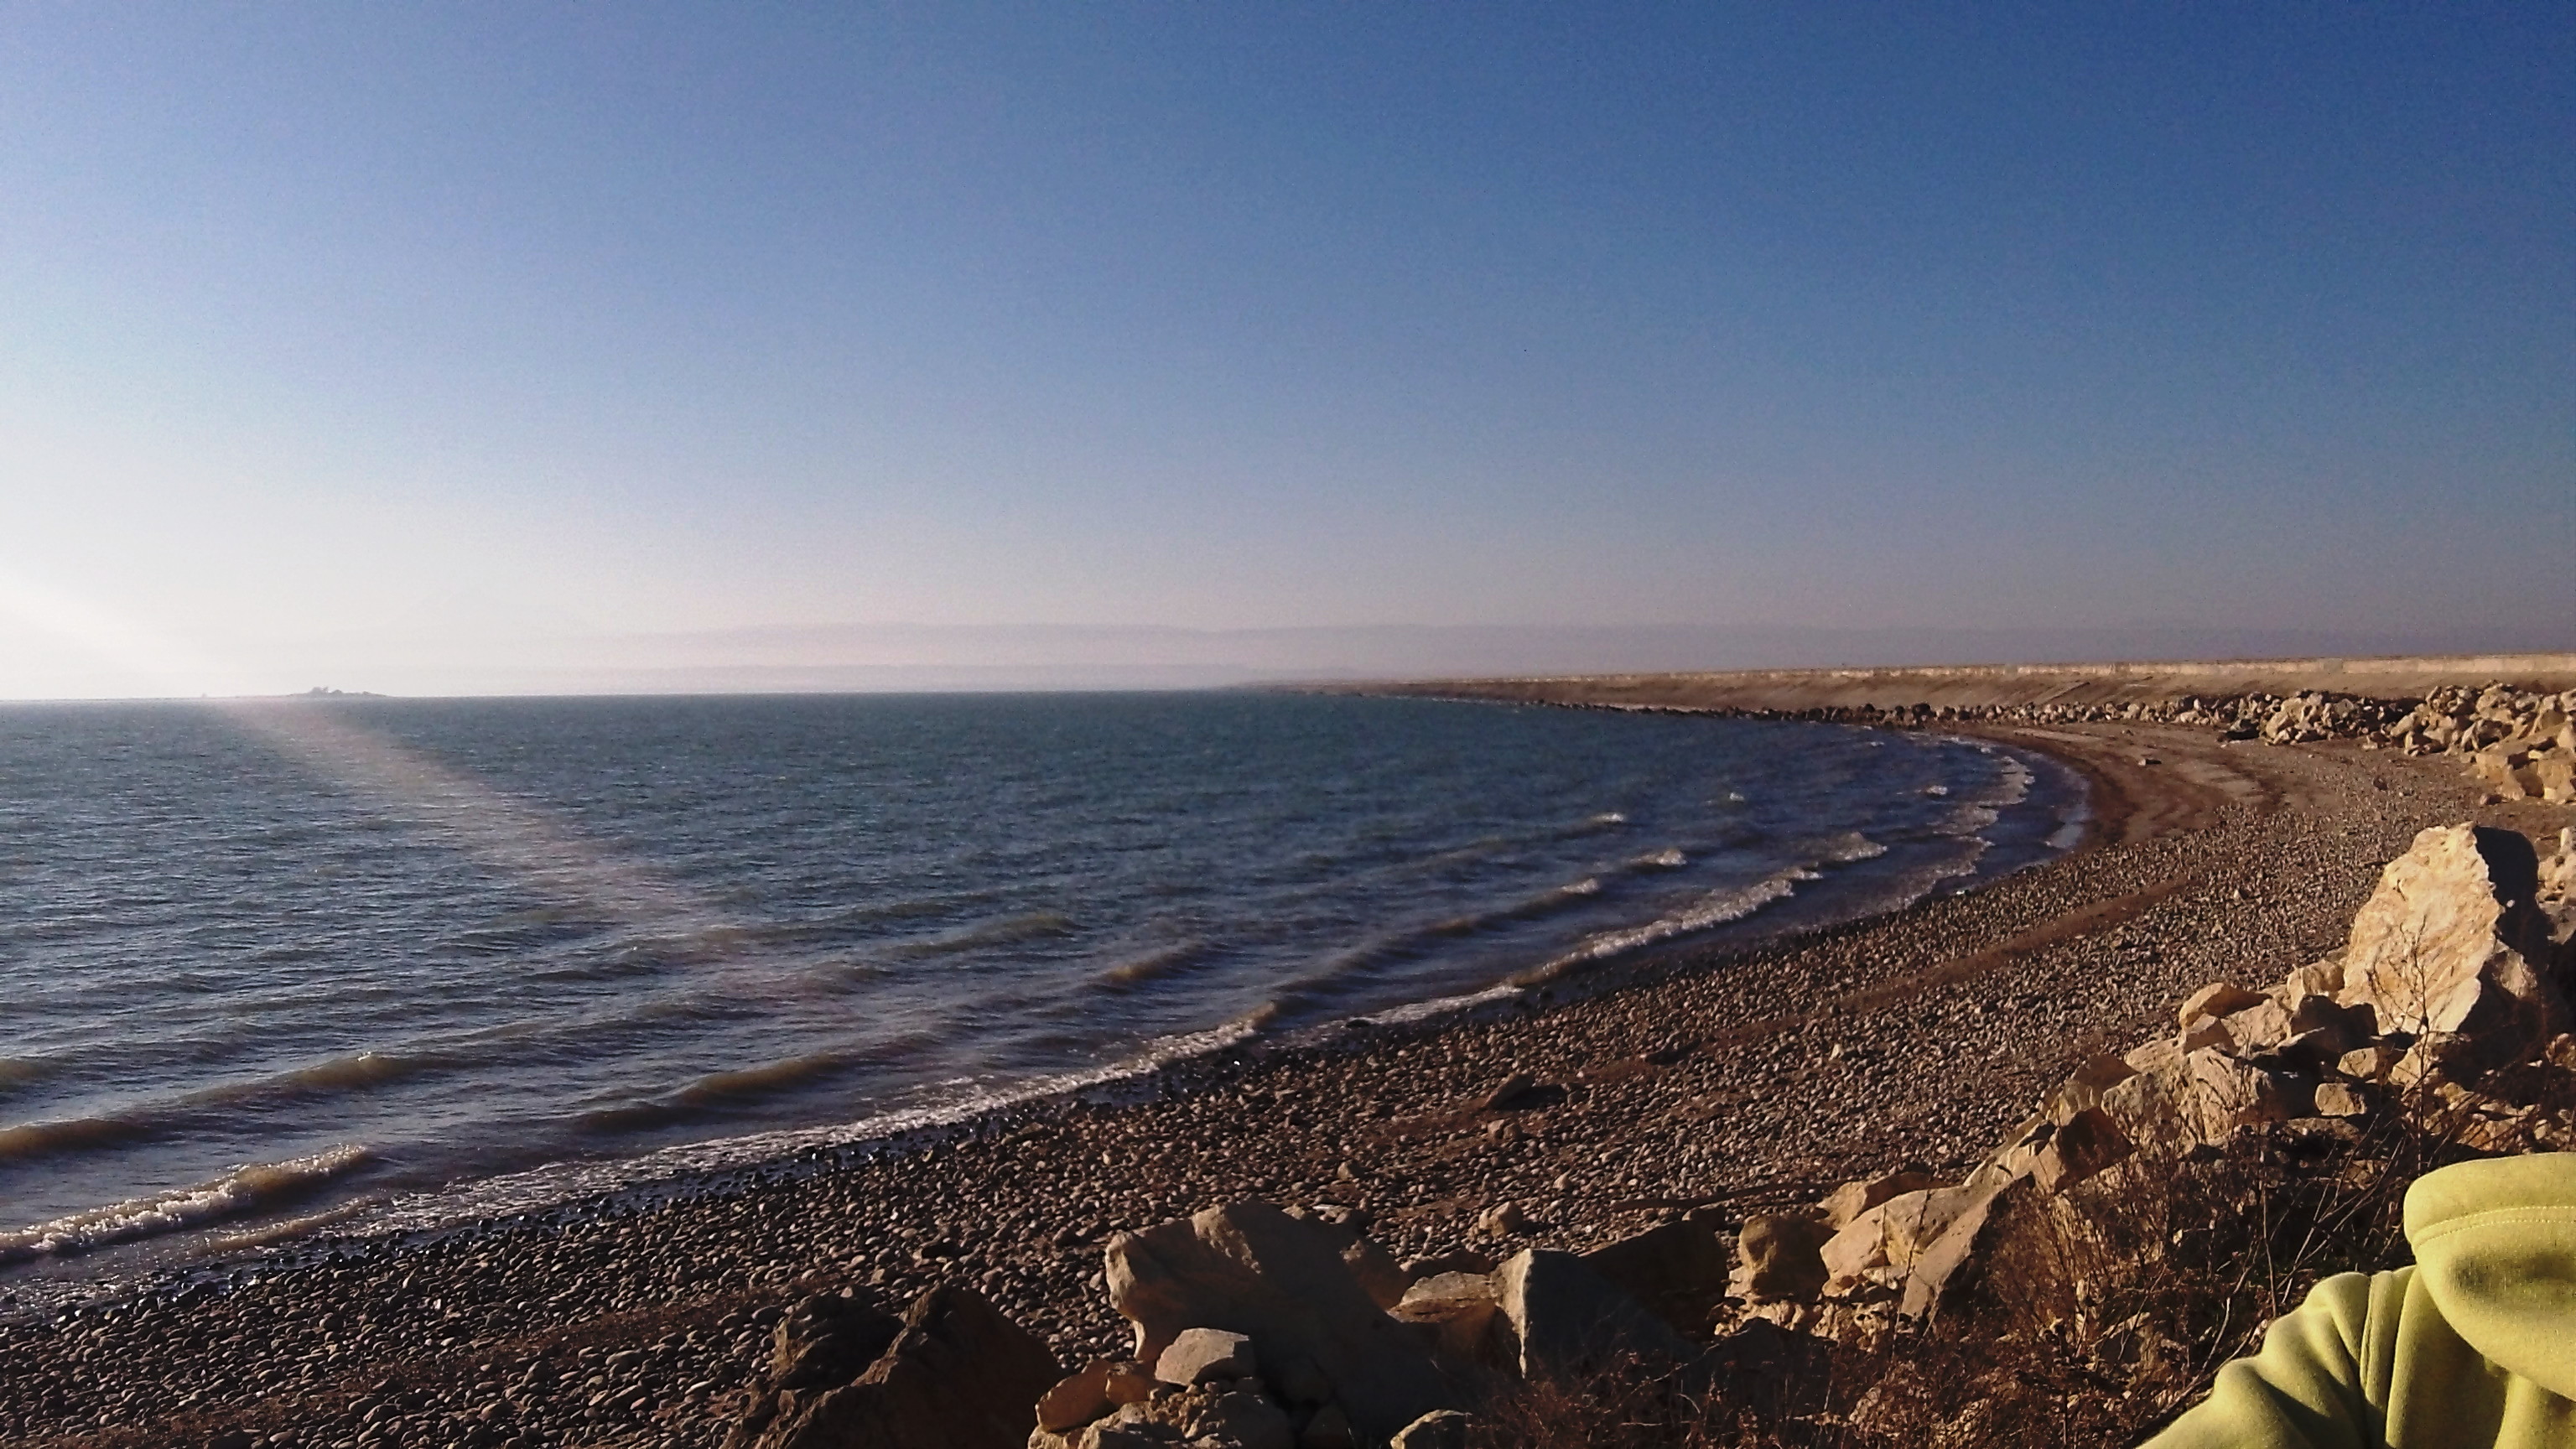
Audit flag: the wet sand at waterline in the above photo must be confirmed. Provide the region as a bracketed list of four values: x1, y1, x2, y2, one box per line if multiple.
[4, 719, 2566, 1449]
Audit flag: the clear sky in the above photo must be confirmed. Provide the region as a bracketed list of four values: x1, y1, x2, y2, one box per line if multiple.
[2, 4, 2568, 696]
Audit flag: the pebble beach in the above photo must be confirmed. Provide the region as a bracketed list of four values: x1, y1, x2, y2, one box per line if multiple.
[3, 715, 2566, 1449]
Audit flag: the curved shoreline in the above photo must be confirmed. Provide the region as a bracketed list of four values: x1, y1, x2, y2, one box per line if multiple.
[1, 718, 2555, 1449]
[0, 716, 2072, 1300]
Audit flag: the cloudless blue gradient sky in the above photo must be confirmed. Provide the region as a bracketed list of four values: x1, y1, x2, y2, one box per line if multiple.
[1, 4, 2568, 695]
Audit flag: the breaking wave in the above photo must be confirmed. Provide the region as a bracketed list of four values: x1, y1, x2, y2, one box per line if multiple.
[1098, 942, 1207, 989]
[573, 1041, 933, 1135]
[362, 1018, 1268, 1237]
[0, 1114, 152, 1164]
[880, 911, 1079, 959]
[1519, 867, 1811, 982]
[0, 1145, 372, 1264]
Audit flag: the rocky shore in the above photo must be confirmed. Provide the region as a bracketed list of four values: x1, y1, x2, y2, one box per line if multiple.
[3, 712, 2570, 1449]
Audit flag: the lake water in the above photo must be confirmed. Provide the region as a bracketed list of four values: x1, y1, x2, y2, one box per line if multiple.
[0, 692, 2081, 1288]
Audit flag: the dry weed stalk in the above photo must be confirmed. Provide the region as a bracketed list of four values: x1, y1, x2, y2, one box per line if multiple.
[1469, 922, 2575, 1448]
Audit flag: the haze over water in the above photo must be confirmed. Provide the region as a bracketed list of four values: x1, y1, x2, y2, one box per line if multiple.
[0, 693, 2078, 1283]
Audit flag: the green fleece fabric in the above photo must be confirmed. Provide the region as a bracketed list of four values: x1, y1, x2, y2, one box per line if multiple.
[2145, 1152, 2576, 1449]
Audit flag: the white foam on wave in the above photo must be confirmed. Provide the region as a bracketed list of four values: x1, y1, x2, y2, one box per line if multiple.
[1937, 802, 2003, 836]
[358, 1016, 1265, 1235]
[0, 1145, 373, 1264]
[1991, 756, 2034, 806]
[1527, 866, 1811, 979]
[1350, 981, 1527, 1027]
[1805, 836, 1992, 922]
[1948, 754, 2036, 811]
[1815, 831, 1888, 863]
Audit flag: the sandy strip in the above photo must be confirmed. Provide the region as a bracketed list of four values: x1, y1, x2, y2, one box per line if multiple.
[1, 718, 2565, 1449]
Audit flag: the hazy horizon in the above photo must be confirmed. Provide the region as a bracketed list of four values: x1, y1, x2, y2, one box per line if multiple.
[6, 619, 2573, 703]
[5, 7, 2568, 700]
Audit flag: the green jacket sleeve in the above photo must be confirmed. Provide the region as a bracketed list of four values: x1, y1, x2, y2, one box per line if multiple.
[2142, 1272, 2391, 1449]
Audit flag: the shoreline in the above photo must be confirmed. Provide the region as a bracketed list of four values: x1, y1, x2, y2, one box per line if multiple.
[3, 716, 2566, 1448]
[0, 712, 2078, 1309]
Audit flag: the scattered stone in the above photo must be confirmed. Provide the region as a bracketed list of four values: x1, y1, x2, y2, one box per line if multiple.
[771, 1289, 904, 1391]
[1494, 1249, 1693, 1380]
[1819, 1167, 1935, 1228]
[1730, 1213, 1833, 1304]
[1580, 1215, 1733, 1330]
[1389, 1271, 1507, 1370]
[1400, 1249, 1496, 1280]
[1035, 1360, 1125, 1434]
[1104, 1202, 1455, 1442]
[2178, 982, 2264, 1028]
[729, 1285, 1058, 1449]
[2335, 825, 2562, 1063]
[1155, 1327, 1256, 1386]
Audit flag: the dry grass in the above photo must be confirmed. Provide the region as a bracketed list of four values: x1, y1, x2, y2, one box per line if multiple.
[1464, 1039, 2574, 1449]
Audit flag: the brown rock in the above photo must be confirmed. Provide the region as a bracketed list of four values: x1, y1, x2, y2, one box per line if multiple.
[1086, 1382, 1295, 1449]
[1390, 1273, 1509, 1371]
[771, 1290, 904, 1392]
[1728, 1214, 1833, 1304]
[2179, 982, 2264, 1028]
[2122, 1035, 2184, 1074]
[1581, 1216, 1734, 1328]
[1156, 1327, 1257, 1387]
[2030, 1107, 2131, 1193]
[1895, 1177, 2024, 1321]
[1035, 1360, 1126, 1435]
[1104, 1202, 1455, 1442]
[2536, 754, 2575, 805]
[2335, 824, 2563, 1055]
[1479, 1072, 1543, 1111]
[1819, 1168, 1935, 1228]
[2184, 1048, 2308, 1134]
[2276, 1026, 2360, 1072]
[1820, 1183, 1991, 1285]
[2098, 1060, 2199, 1154]
[2045, 1054, 2138, 1123]
[1400, 1250, 1496, 1280]
[2219, 998, 2294, 1052]
[1339, 1236, 1413, 1311]
[1494, 1249, 1696, 1380]
[735, 1285, 1060, 1449]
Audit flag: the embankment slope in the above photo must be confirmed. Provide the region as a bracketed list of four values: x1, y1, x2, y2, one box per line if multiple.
[1332, 652, 2576, 713]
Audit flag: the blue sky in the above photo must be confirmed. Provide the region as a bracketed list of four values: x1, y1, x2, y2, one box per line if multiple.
[1, 4, 2568, 695]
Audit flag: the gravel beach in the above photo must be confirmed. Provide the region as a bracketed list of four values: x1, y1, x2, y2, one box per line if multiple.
[3, 719, 2565, 1449]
